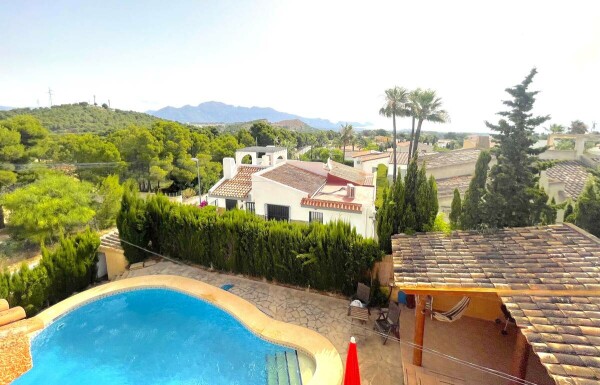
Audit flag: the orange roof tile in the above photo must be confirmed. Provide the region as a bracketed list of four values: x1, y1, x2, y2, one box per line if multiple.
[300, 197, 362, 212]
[211, 166, 262, 198]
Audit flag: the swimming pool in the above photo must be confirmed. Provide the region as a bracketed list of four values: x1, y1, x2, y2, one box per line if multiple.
[13, 288, 299, 385]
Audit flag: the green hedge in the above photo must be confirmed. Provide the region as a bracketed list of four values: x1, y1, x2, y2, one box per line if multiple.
[0, 230, 100, 316]
[117, 191, 382, 294]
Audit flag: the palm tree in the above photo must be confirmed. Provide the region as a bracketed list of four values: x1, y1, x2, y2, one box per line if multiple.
[407, 88, 421, 159]
[410, 89, 449, 156]
[545, 123, 565, 134]
[340, 123, 354, 161]
[379, 87, 410, 182]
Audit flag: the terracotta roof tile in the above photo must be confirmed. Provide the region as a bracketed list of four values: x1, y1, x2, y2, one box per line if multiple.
[261, 164, 326, 194]
[546, 161, 591, 199]
[211, 166, 262, 198]
[436, 175, 472, 198]
[421, 149, 481, 169]
[388, 152, 411, 165]
[392, 223, 600, 291]
[328, 161, 373, 185]
[300, 197, 362, 212]
[355, 153, 390, 162]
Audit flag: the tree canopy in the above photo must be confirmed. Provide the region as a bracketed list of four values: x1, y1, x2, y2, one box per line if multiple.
[483, 68, 554, 228]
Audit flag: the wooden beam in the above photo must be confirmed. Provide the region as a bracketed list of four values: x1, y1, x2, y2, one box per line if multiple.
[508, 329, 530, 385]
[395, 286, 600, 298]
[412, 294, 427, 367]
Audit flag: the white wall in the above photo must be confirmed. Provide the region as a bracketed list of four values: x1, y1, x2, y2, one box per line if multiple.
[251, 175, 376, 238]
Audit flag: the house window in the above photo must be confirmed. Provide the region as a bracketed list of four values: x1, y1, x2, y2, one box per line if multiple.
[266, 204, 290, 221]
[309, 211, 323, 224]
[225, 199, 238, 211]
[246, 202, 255, 214]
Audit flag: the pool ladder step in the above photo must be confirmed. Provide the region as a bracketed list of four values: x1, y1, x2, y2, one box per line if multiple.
[266, 351, 302, 385]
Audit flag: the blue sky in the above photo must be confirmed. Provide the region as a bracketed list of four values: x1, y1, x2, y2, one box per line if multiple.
[1, 0, 599, 132]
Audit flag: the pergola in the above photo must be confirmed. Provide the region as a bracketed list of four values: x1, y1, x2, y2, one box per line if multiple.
[392, 223, 600, 385]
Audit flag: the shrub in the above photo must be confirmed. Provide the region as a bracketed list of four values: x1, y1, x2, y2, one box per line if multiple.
[117, 194, 382, 294]
[0, 229, 100, 316]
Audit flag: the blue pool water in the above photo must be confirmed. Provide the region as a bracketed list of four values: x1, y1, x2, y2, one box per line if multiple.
[13, 289, 293, 385]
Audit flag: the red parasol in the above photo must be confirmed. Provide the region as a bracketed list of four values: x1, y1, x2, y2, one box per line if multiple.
[344, 336, 361, 385]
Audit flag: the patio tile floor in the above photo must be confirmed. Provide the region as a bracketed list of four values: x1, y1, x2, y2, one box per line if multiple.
[122, 261, 556, 385]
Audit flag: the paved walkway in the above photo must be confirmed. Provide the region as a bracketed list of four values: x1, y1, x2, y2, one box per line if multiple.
[121, 261, 405, 385]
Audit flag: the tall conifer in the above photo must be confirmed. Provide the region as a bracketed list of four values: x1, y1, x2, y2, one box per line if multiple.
[449, 188, 461, 229]
[484, 68, 551, 228]
[461, 151, 491, 229]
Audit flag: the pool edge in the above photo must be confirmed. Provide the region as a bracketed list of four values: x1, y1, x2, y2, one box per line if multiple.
[31, 275, 343, 385]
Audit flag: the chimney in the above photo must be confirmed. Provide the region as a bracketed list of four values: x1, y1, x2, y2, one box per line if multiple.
[223, 158, 236, 180]
[261, 155, 270, 166]
[346, 183, 355, 198]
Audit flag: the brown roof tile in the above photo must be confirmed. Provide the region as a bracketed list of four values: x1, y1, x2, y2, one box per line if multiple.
[436, 175, 472, 198]
[261, 163, 326, 194]
[210, 166, 262, 198]
[421, 149, 481, 169]
[328, 161, 373, 185]
[300, 197, 362, 212]
[392, 223, 600, 291]
[546, 161, 592, 199]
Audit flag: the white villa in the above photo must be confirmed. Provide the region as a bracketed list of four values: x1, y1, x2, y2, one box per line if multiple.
[207, 146, 377, 238]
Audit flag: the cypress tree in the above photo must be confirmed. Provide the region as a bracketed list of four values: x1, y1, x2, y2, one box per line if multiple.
[415, 167, 430, 232]
[402, 157, 419, 232]
[376, 188, 393, 253]
[390, 175, 405, 234]
[564, 201, 575, 223]
[428, 175, 439, 230]
[574, 176, 600, 237]
[484, 68, 551, 228]
[449, 188, 462, 229]
[461, 151, 492, 229]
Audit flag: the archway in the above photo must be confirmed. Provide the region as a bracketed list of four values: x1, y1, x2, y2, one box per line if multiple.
[241, 154, 253, 164]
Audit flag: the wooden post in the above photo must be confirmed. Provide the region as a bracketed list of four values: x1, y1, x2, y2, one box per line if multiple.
[508, 330, 530, 385]
[413, 295, 427, 366]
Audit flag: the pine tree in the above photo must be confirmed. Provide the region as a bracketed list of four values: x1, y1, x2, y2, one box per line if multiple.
[574, 176, 600, 237]
[484, 68, 551, 228]
[449, 188, 462, 229]
[461, 151, 491, 229]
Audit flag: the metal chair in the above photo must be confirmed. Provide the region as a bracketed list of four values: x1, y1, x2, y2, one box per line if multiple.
[374, 301, 400, 344]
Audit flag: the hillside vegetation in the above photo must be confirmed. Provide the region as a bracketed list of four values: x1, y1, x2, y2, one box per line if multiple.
[0, 103, 164, 133]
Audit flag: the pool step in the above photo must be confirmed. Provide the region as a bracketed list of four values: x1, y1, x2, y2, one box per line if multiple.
[266, 351, 302, 385]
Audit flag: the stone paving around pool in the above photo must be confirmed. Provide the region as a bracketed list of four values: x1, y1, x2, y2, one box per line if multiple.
[118, 261, 405, 385]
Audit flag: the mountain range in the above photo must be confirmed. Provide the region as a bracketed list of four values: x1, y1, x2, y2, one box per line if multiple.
[0, 106, 13, 111]
[147, 101, 367, 130]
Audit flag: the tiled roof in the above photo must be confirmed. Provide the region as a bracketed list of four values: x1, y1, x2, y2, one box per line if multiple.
[546, 161, 591, 199]
[392, 223, 600, 385]
[261, 163, 326, 194]
[328, 160, 373, 185]
[436, 175, 472, 198]
[388, 152, 410, 165]
[211, 166, 262, 198]
[392, 223, 600, 291]
[501, 295, 600, 384]
[356, 153, 390, 162]
[300, 197, 362, 212]
[238, 146, 287, 153]
[420, 149, 481, 169]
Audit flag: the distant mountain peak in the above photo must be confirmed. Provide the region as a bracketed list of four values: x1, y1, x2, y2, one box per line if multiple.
[147, 101, 366, 130]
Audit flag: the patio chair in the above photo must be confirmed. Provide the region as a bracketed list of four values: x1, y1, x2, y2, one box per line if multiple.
[350, 282, 371, 314]
[374, 301, 400, 345]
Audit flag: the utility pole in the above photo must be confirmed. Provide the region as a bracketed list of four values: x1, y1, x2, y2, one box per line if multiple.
[48, 88, 54, 106]
[108, 99, 111, 108]
[93, 95, 97, 106]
